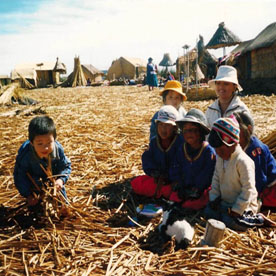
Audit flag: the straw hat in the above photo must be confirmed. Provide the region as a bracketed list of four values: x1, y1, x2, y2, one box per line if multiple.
[160, 80, 187, 100]
[176, 108, 210, 135]
[208, 65, 243, 92]
[155, 105, 179, 126]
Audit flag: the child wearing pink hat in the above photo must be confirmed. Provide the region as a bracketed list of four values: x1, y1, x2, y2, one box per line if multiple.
[131, 105, 184, 199]
[204, 116, 261, 231]
[206, 65, 250, 128]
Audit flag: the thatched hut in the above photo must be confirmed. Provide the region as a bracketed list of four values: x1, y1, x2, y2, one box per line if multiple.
[11, 58, 66, 88]
[81, 64, 104, 83]
[107, 57, 147, 80]
[231, 22, 276, 94]
[206, 22, 241, 56]
[176, 36, 217, 81]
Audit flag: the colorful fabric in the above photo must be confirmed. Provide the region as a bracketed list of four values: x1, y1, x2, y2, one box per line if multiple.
[205, 94, 250, 128]
[14, 140, 71, 198]
[131, 175, 173, 198]
[212, 116, 240, 145]
[131, 175, 210, 210]
[260, 185, 276, 207]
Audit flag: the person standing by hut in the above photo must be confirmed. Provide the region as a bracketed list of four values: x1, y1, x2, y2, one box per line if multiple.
[147, 57, 158, 91]
[205, 65, 250, 128]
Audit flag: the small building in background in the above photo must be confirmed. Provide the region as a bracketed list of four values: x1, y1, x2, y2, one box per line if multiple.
[231, 22, 276, 94]
[107, 57, 147, 80]
[81, 64, 104, 83]
[11, 57, 66, 88]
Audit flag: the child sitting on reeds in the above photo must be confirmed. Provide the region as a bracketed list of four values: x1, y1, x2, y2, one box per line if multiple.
[169, 108, 216, 210]
[131, 105, 183, 199]
[13, 116, 71, 210]
[204, 116, 262, 231]
[149, 80, 187, 140]
[234, 111, 276, 209]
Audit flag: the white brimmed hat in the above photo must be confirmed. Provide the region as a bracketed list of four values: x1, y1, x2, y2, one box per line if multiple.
[155, 105, 179, 126]
[208, 65, 243, 92]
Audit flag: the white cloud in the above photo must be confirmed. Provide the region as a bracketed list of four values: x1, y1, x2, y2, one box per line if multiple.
[0, 0, 276, 74]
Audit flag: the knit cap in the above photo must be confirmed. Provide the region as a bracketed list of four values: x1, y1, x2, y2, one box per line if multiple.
[155, 105, 179, 126]
[212, 115, 240, 146]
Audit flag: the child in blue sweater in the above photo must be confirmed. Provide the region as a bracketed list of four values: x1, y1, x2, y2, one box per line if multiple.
[14, 116, 71, 207]
[131, 105, 183, 199]
[234, 111, 276, 208]
[169, 109, 216, 210]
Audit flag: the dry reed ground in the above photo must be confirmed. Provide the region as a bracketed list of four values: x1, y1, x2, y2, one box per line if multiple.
[0, 86, 276, 275]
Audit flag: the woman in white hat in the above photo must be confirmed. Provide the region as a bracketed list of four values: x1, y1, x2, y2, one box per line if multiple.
[205, 65, 250, 128]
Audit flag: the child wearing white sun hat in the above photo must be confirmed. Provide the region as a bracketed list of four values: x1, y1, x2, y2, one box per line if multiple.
[205, 65, 250, 129]
[131, 105, 184, 199]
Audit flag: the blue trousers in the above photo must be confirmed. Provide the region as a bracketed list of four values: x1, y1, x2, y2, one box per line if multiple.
[204, 203, 249, 231]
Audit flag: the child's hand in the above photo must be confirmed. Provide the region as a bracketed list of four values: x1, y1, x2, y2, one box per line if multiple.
[27, 194, 39, 206]
[55, 179, 64, 191]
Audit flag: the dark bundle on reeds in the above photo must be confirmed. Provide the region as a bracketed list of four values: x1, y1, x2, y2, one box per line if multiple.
[61, 56, 87, 87]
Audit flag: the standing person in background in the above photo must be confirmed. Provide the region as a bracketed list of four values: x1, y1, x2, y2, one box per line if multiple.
[234, 111, 276, 208]
[149, 80, 187, 140]
[147, 57, 158, 91]
[205, 65, 250, 128]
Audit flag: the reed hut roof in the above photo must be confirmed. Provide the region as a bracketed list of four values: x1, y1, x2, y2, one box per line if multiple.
[82, 64, 103, 75]
[11, 61, 63, 80]
[241, 22, 276, 54]
[53, 57, 67, 74]
[231, 39, 253, 55]
[197, 35, 217, 64]
[159, 53, 173, 67]
[206, 22, 241, 49]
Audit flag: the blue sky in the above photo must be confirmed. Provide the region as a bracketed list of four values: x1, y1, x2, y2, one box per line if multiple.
[0, 0, 276, 75]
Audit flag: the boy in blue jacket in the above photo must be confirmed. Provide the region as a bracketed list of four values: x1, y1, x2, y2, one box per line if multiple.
[131, 105, 183, 199]
[14, 116, 71, 207]
[169, 109, 216, 210]
[234, 111, 276, 208]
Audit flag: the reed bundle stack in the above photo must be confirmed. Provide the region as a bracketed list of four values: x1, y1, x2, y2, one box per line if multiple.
[0, 87, 275, 275]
